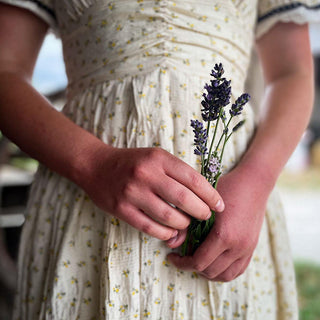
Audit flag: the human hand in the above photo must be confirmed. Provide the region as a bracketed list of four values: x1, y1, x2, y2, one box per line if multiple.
[166, 165, 270, 281]
[78, 145, 225, 241]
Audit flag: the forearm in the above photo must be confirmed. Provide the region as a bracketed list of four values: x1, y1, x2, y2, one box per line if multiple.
[238, 70, 314, 190]
[0, 72, 110, 185]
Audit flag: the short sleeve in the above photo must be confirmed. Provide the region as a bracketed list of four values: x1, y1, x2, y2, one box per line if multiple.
[0, 0, 58, 35]
[256, 0, 320, 39]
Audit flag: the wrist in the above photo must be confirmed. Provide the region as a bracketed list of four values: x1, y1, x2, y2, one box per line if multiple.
[70, 134, 115, 190]
[235, 156, 277, 194]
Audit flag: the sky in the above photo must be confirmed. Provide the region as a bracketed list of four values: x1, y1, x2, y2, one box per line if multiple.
[32, 34, 67, 95]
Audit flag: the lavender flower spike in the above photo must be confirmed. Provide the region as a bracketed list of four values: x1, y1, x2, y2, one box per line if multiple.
[190, 119, 208, 156]
[229, 93, 250, 116]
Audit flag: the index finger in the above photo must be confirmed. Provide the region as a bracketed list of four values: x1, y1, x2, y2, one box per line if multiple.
[164, 154, 225, 213]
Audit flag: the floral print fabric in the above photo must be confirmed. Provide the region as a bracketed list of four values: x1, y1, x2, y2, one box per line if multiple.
[1, 0, 319, 319]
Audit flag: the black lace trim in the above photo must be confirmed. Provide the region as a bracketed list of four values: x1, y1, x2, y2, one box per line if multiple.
[27, 0, 56, 20]
[258, 2, 320, 23]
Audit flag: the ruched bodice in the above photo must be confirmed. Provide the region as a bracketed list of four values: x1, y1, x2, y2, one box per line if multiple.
[56, 1, 255, 93]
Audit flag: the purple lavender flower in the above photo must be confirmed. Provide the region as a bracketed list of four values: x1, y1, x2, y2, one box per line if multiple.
[207, 155, 220, 175]
[201, 64, 232, 122]
[232, 119, 246, 132]
[190, 119, 208, 156]
[229, 93, 250, 116]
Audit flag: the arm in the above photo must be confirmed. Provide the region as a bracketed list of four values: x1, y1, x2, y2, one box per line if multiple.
[0, 4, 224, 240]
[168, 22, 314, 280]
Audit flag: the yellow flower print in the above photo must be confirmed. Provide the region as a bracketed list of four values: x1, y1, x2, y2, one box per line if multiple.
[119, 305, 128, 313]
[132, 288, 139, 295]
[155, 100, 162, 108]
[201, 59, 206, 67]
[113, 284, 120, 293]
[223, 300, 230, 308]
[77, 261, 86, 267]
[187, 293, 193, 299]
[113, 243, 118, 250]
[233, 312, 241, 317]
[122, 269, 130, 277]
[153, 277, 160, 284]
[95, 37, 101, 44]
[108, 2, 115, 10]
[178, 151, 186, 158]
[183, 59, 190, 66]
[138, 91, 146, 98]
[153, 249, 160, 256]
[70, 298, 77, 307]
[144, 259, 152, 266]
[87, 240, 92, 248]
[56, 292, 66, 300]
[167, 283, 175, 292]
[153, 142, 161, 147]
[154, 298, 161, 305]
[71, 277, 78, 284]
[101, 19, 108, 27]
[143, 309, 151, 317]
[126, 247, 132, 254]
[142, 236, 149, 243]
[214, 4, 220, 11]
[180, 83, 187, 90]
[162, 259, 170, 267]
[149, 82, 156, 88]
[111, 218, 120, 226]
[140, 282, 146, 291]
[134, 314, 138, 318]
[116, 24, 122, 31]
[199, 15, 207, 22]
[191, 272, 198, 278]
[108, 41, 116, 49]
[83, 297, 91, 305]
[63, 260, 71, 268]
[201, 299, 209, 306]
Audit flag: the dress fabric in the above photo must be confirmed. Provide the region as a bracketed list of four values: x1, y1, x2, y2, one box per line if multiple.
[2, 0, 320, 319]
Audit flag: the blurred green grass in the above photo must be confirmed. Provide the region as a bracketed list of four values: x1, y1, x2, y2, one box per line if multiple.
[295, 262, 320, 320]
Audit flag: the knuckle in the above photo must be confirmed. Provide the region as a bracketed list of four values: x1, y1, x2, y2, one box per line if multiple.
[189, 172, 202, 189]
[122, 181, 136, 198]
[140, 222, 153, 235]
[175, 189, 187, 207]
[161, 208, 173, 222]
[114, 199, 128, 215]
[147, 147, 164, 162]
[132, 163, 148, 181]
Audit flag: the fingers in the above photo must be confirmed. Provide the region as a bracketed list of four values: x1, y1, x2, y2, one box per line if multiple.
[166, 228, 188, 248]
[153, 175, 212, 221]
[133, 191, 190, 230]
[117, 203, 178, 241]
[163, 154, 225, 213]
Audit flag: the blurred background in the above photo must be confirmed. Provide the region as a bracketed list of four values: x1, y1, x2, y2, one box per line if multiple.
[1, 25, 320, 320]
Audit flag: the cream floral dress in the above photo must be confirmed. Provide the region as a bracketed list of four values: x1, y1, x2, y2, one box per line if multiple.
[2, 0, 320, 319]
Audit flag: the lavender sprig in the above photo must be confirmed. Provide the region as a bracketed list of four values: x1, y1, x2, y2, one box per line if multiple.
[181, 63, 250, 256]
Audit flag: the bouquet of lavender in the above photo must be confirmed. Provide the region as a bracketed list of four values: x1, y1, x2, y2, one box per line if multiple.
[181, 63, 250, 256]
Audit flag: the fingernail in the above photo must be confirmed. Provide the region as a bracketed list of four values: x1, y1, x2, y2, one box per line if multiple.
[215, 199, 225, 212]
[206, 211, 211, 220]
[167, 235, 178, 245]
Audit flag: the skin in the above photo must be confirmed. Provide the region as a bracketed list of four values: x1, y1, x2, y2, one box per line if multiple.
[0, 4, 224, 242]
[167, 22, 314, 281]
[0, 5, 314, 282]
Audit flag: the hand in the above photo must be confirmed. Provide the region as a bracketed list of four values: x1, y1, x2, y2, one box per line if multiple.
[78, 144, 225, 241]
[167, 164, 270, 281]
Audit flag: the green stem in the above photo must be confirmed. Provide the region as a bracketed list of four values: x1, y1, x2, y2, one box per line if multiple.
[214, 116, 232, 154]
[205, 112, 221, 168]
